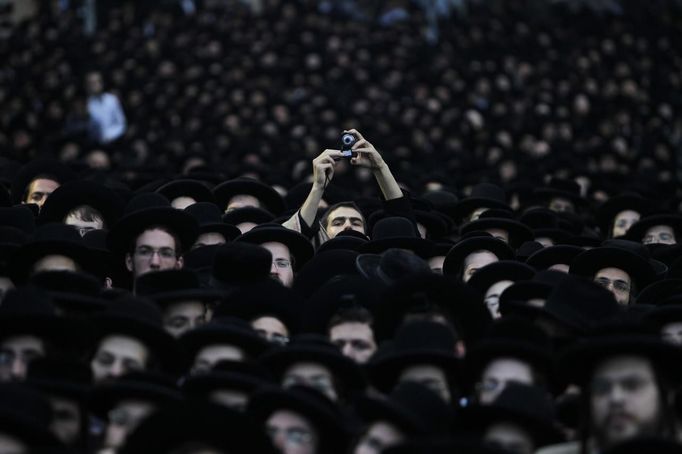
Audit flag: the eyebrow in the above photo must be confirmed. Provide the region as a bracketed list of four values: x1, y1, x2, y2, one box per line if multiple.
[331, 216, 363, 222]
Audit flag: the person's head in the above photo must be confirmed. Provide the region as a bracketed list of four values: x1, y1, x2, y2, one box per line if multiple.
[125, 226, 184, 278]
[282, 362, 338, 402]
[30, 254, 80, 275]
[90, 335, 151, 382]
[191, 345, 245, 375]
[162, 301, 206, 338]
[327, 307, 377, 364]
[48, 395, 83, 446]
[85, 71, 104, 96]
[589, 355, 672, 450]
[548, 197, 575, 214]
[642, 225, 677, 245]
[398, 364, 452, 403]
[226, 194, 262, 212]
[262, 241, 294, 288]
[594, 267, 633, 305]
[64, 205, 105, 236]
[476, 357, 535, 405]
[484, 280, 514, 319]
[353, 421, 404, 454]
[266, 409, 318, 454]
[462, 250, 498, 282]
[611, 210, 640, 238]
[322, 202, 366, 239]
[0, 335, 45, 382]
[661, 321, 682, 346]
[192, 232, 226, 250]
[252, 316, 290, 346]
[23, 175, 60, 209]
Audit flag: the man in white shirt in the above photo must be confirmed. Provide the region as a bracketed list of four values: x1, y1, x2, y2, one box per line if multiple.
[85, 71, 126, 144]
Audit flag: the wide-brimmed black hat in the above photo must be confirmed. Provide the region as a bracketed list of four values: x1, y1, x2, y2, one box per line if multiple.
[293, 249, 360, 298]
[26, 357, 93, 402]
[210, 242, 273, 290]
[624, 214, 682, 243]
[466, 260, 536, 295]
[316, 229, 369, 254]
[155, 179, 216, 206]
[637, 278, 682, 305]
[356, 248, 432, 287]
[10, 158, 76, 205]
[526, 244, 584, 271]
[533, 177, 586, 207]
[181, 359, 274, 399]
[122, 399, 276, 454]
[180, 317, 270, 361]
[88, 371, 182, 419]
[236, 223, 314, 270]
[570, 242, 658, 291]
[460, 216, 534, 249]
[82, 228, 130, 288]
[596, 192, 651, 237]
[29, 270, 107, 315]
[367, 320, 461, 393]
[107, 192, 199, 258]
[9, 222, 94, 284]
[248, 385, 349, 454]
[37, 180, 125, 228]
[135, 269, 223, 306]
[356, 381, 458, 437]
[183, 202, 241, 241]
[360, 216, 431, 256]
[498, 270, 568, 317]
[260, 334, 366, 392]
[221, 206, 275, 227]
[449, 183, 509, 223]
[0, 205, 36, 233]
[90, 295, 185, 374]
[213, 177, 286, 215]
[515, 240, 544, 262]
[460, 382, 564, 447]
[443, 234, 514, 277]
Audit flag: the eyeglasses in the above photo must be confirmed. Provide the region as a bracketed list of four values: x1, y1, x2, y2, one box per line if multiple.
[272, 259, 291, 269]
[266, 426, 314, 446]
[591, 375, 653, 396]
[134, 246, 177, 259]
[594, 277, 630, 293]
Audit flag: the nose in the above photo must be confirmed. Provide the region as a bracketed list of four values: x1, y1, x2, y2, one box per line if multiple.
[10, 358, 27, 380]
[109, 359, 124, 379]
[150, 252, 161, 267]
[341, 343, 353, 358]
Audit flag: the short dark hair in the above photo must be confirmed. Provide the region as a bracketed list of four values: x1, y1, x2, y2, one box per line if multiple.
[129, 225, 183, 257]
[66, 205, 105, 225]
[320, 202, 366, 232]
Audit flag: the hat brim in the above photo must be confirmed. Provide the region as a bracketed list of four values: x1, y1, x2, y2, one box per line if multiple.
[236, 227, 313, 269]
[367, 350, 460, 393]
[359, 237, 432, 256]
[624, 215, 682, 243]
[443, 237, 513, 276]
[213, 180, 285, 215]
[461, 219, 534, 248]
[570, 247, 657, 290]
[179, 326, 269, 360]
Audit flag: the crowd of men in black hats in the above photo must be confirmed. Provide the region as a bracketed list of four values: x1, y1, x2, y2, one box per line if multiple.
[2, 0, 682, 453]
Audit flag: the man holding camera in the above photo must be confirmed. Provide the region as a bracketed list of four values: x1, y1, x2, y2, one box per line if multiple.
[283, 129, 411, 247]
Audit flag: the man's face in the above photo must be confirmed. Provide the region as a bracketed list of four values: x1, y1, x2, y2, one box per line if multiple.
[478, 358, 534, 405]
[462, 251, 498, 282]
[661, 322, 682, 346]
[162, 301, 205, 338]
[484, 422, 534, 454]
[192, 232, 226, 250]
[612, 210, 640, 238]
[266, 410, 318, 454]
[262, 241, 294, 288]
[594, 267, 632, 305]
[191, 345, 245, 375]
[329, 322, 377, 364]
[86, 72, 103, 95]
[398, 364, 451, 403]
[49, 396, 82, 445]
[548, 197, 575, 213]
[90, 335, 150, 382]
[0, 335, 45, 382]
[24, 178, 60, 208]
[125, 228, 183, 278]
[282, 362, 338, 402]
[484, 280, 514, 319]
[103, 400, 155, 451]
[252, 316, 289, 346]
[226, 194, 261, 212]
[326, 206, 365, 239]
[643, 225, 676, 245]
[591, 356, 662, 449]
[354, 421, 404, 454]
[428, 256, 445, 274]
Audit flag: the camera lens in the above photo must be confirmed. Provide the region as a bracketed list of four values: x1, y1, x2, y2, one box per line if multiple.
[341, 133, 355, 146]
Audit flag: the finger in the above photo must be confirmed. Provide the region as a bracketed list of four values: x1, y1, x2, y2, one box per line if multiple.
[322, 148, 342, 155]
[352, 147, 376, 154]
[353, 139, 369, 150]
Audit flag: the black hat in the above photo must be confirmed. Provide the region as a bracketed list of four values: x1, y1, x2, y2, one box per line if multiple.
[82, 229, 130, 288]
[383, 439, 512, 454]
[367, 320, 460, 393]
[0, 382, 64, 448]
[498, 270, 568, 317]
[460, 216, 534, 249]
[107, 192, 199, 258]
[637, 279, 682, 305]
[450, 183, 509, 223]
[90, 295, 185, 374]
[293, 249, 360, 299]
[135, 269, 223, 306]
[211, 242, 273, 289]
[260, 334, 366, 392]
[526, 244, 584, 271]
[155, 179, 216, 205]
[122, 400, 276, 454]
[183, 202, 241, 241]
[356, 381, 458, 436]
[466, 260, 535, 295]
[248, 385, 349, 454]
[460, 382, 564, 447]
[10, 158, 75, 205]
[602, 437, 682, 454]
[9, 222, 94, 284]
[624, 214, 682, 243]
[180, 317, 270, 361]
[316, 229, 369, 254]
[221, 206, 275, 227]
[213, 177, 286, 215]
[88, 371, 182, 419]
[443, 235, 514, 277]
[26, 357, 93, 401]
[360, 216, 431, 256]
[356, 248, 432, 286]
[515, 240, 545, 262]
[533, 177, 586, 207]
[38, 180, 125, 228]
[0, 205, 36, 233]
[596, 192, 651, 237]
[29, 270, 107, 315]
[181, 359, 274, 399]
[236, 223, 314, 270]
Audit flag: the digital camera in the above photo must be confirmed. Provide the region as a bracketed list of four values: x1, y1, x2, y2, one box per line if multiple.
[341, 133, 357, 158]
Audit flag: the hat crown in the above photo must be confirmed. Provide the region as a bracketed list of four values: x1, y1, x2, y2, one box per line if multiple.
[27, 357, 93, 385]
[545, 178, 580, 195]
[0, 287, 56, 317]
[184, 202, 223, 225]
[135, 269, 202, 296]
[371, 217, 418, 240]
[123, 193, 171, 215]
[0, 226, 28, 245]
[545, 277, 620, 327]
[393, 320, 456, 353]
[30, 270, 101, 296]
[468, 183, 506, 203]
[491, 382, 556, 422]
[32, 222, 81, 244]
[0, 206, 36, 233]
[212, 242, 272, 284]
[103, 296, 164, 328]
